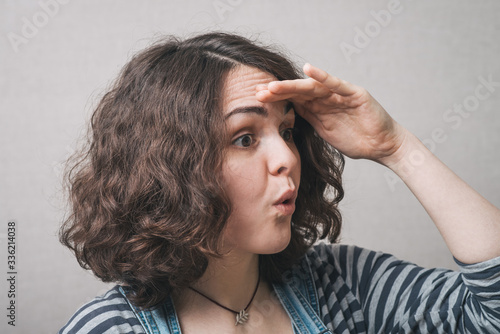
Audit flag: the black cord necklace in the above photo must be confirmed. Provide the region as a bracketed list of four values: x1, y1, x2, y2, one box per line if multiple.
[188, 269, 260, 326]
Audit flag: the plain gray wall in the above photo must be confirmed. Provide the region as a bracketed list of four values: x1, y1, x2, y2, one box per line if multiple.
[1, 0, 499, 332]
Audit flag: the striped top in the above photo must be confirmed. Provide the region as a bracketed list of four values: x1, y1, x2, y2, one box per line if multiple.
[59, 243, 500, 333]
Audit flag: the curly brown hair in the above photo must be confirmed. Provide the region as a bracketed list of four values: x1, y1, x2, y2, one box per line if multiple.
[60, 32, 344, 309]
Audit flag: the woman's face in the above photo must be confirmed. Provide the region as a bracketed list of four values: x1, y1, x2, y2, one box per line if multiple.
[221, 65, 301, 256]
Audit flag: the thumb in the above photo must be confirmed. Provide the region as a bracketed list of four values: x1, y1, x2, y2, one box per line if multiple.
[295, 103, 322, 131]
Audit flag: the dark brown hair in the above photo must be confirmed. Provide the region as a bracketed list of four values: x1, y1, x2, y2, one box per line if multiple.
[60, 32, 344, 309]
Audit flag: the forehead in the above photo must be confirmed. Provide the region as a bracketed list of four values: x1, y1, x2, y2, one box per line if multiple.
[222, 66, 278, 114]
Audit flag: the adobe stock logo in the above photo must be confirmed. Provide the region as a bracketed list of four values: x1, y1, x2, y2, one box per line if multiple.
[384, 74, 499, 192]
[340, 0, 410, 63]
[212, 0, 245, 22]
[6, 0, 71, 53]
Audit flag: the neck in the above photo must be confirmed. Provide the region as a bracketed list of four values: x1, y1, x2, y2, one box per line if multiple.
[191, 250, 260, 311]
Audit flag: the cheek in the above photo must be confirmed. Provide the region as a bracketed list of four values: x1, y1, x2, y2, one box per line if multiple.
[221, 160, 264, 206]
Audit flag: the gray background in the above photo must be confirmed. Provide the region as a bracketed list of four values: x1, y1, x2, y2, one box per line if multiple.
[1, 0, 499, 332]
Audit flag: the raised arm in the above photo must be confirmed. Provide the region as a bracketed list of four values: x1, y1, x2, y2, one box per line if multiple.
[256, 63, 500, 264]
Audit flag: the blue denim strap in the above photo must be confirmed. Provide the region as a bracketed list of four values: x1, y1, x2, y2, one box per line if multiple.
[118, 259, 329, 334]
[273, 279, 332, 334]
[303, 256, 321, 315]
[118, 286, 180, 334]
[161, 296, 182, 333]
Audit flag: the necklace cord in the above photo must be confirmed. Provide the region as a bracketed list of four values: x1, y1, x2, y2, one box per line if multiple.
[188, 267, 260, 315]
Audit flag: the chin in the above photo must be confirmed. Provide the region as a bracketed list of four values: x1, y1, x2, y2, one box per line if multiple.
[259, 233, 291, 255]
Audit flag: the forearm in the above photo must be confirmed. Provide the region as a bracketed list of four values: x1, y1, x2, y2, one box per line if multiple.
[380, 127, 500, 264]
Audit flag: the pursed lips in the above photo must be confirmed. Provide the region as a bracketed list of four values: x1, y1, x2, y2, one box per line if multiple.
[273, 188, 297, 205]
[272, 188, 298, 216]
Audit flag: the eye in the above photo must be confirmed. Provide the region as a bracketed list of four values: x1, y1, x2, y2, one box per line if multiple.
[233, 134, 254, 147]
[281, 128, 296, 142]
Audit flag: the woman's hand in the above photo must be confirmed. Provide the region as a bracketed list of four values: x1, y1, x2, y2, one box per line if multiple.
[258, 65, 500, 264]
[256, 63, 407, 165]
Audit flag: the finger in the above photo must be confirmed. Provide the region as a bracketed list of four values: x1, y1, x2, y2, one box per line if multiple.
[256, 89, 320, 104]
[303, 63, 357, 96]
[256, 89, 300, 103]
[267, 78, 331, 97]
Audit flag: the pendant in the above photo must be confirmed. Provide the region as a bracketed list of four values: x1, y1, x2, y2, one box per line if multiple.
[235, 309, 249, 325]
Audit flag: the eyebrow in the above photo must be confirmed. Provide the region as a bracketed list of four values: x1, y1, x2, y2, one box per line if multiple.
[224, 101, 294, 120]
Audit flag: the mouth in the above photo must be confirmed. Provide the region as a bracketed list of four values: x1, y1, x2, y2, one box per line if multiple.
[273, 189, 297, 216]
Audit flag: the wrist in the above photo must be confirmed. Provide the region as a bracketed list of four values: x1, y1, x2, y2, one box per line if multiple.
[377, 128, 429, 176]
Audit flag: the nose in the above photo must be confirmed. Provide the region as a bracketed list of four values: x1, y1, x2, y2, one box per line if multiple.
[267, 135, 300, 177]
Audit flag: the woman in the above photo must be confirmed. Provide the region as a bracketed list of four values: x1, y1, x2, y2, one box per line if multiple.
[59, 32, 500, 333]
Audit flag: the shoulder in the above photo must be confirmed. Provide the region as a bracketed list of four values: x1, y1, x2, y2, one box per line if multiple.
[59, 285, 145, 334]
[303, 242, 396, 272]
[299, 242, 421, 289]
